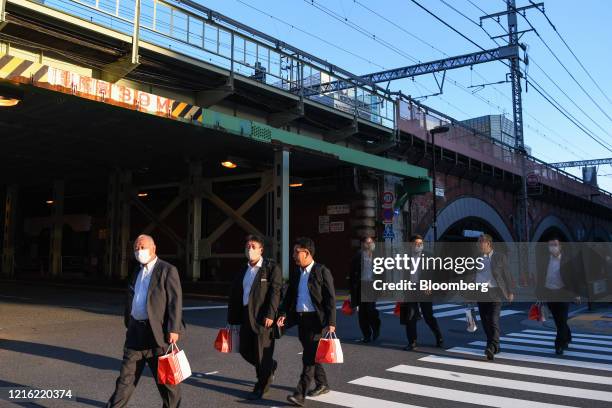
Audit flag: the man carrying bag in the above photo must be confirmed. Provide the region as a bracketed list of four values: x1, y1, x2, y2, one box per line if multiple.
[277, 237, 336, 407]
[227, 235, 282, 400]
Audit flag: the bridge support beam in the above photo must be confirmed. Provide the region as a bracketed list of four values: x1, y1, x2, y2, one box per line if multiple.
[324, 118, 358, 143]
[118, 171, 132, 280]
[268, 103, 304, 128]
[2, 185, 17, 277]
[49, 180, 64, 278]
[273, 149, 290, 279]
[196, 78, 234, 108]
[186, 161, 203, 282]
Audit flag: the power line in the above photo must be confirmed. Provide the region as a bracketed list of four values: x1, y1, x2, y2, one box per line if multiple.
[515, 8, 612, 125]
[531, 1, 612, 107]
[409, 0, 612, 154]
[234, 0, 387, 70]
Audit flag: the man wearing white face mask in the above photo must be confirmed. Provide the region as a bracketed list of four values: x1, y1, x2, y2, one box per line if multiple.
[399, 234, 443, 351]
[228, 235, 282, 400]
[536, 237, 584, 355]
[106, 234, 184, 408]
[349, 236, 381, 343]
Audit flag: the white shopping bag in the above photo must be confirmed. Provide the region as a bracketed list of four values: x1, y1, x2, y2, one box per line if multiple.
[315, 332, 344, 364]
[231, 325, 241, 354]
[158, 343, 192, 385]
[465, 307, 478, 333]
[539, 303, 548, 323]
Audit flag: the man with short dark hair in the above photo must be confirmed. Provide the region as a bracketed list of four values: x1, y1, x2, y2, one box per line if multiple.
[473, 234, 514, 361]
[349, 236, 381, 343]
[399, 234, 443, 351]
[536, 237, 584, 355]
[228, 234, 282, 399]
[278, 237, 336, 407]
[106, 234, 184, 408]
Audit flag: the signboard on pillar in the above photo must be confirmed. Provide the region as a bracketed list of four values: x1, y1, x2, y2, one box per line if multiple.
[381, 191, 395, 240]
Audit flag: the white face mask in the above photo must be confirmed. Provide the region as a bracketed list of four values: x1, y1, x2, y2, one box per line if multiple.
[135, 249, 151, 265]
[364, 242, 375, 252]
[245, 247, 261, 262]
[414, 244, 424, 253]
[549, 245, 560, 255]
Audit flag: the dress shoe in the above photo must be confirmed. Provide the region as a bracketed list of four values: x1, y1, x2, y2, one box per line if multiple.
[307, 385, 330, 397]
[485, 346, 495, 361]
[372, 325, 381, 341]
[246, 390, 263, 400]
[358, 337, 371, 343]
[494, 344, 500, 354]
[436, 336, 444, 348]
[555, 345, 564, 355]
[287, 394, 305, 406]
[403, 342, 417, 351]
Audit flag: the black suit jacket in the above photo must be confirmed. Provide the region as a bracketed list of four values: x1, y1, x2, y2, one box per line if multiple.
[280, 263, 336, 329]
[124, 258, 185, 348]
[536, 252, 585, 298]
[227, 258, 283, 335]
[467, 251, 514, 300]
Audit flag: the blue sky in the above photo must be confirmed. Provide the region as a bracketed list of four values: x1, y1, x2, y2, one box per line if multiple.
[197, 0, 612, 192]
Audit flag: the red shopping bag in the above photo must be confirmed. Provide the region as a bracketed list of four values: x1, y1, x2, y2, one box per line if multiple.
[315, 332, 344, 364]
[157, 343, 192, 385]
[528, 303, 542, 321]
[214, 327, 232, 353]
[341, 299, 354, 316]
[393, 302, 401, 317]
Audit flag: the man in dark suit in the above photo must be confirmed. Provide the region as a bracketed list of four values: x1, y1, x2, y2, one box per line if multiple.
[227, 234, 282, 399]
[399, 234, 443, 351]
[473, 234, 514, 361]
[277, 237, 336, 407]
[107, 234, 184, 408]
[536, 237, 584, 355]
[349, 236, 381, 343]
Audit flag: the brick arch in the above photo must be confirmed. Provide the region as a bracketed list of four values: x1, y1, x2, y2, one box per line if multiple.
[424, 196, 514, 242]
[531, 214, 574, 242]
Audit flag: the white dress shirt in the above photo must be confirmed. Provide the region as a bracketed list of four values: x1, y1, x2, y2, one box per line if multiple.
[131, 256, 158, 320]
[297, 261, 316, 312]
[243, 257, 263, 305]
[361, 252, 374, 281]
[475, 251, 498, 287]
[545, 254, 564, 290]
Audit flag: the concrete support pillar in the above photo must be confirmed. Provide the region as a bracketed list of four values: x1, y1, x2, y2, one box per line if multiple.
[186, 161, 203, 282]
[105, 171, 120, 279]
[49, 180, 64, 278]
[2, 185, 18, 277]
[273, 149, 290, 279]
[118, 171, 132, 280]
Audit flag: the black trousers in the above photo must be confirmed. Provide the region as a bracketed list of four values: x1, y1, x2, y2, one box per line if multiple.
[239, 306, 276, 390]
[107, 318, 181, 408]
[548, 301, 571, 347]
[477, 301, 502, 350]
[295, 312, 328, 397]
[358, 301, 381, 339]
[405, 302, 441, 344]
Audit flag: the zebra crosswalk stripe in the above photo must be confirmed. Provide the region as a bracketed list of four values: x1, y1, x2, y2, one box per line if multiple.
[418, 354, 612, 385]
[499, 336, 612, 352]
[448, 346, 612, 372]
[507, 332, 612, 346]
[523, 329, 612, 340]
[469, 341, 612, 361]
[349, 376, 579, 408]
[307, 390, 424, 407]
[387, 364, 612, 402]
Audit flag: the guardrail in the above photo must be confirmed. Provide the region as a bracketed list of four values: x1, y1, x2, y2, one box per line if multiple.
[399, 98, 612, 209]
[24, 0, 396, 128]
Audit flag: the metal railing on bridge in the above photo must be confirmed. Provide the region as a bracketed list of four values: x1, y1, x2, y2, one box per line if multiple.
[399, 99, 612, 209]
[28, 0, 396, 129]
